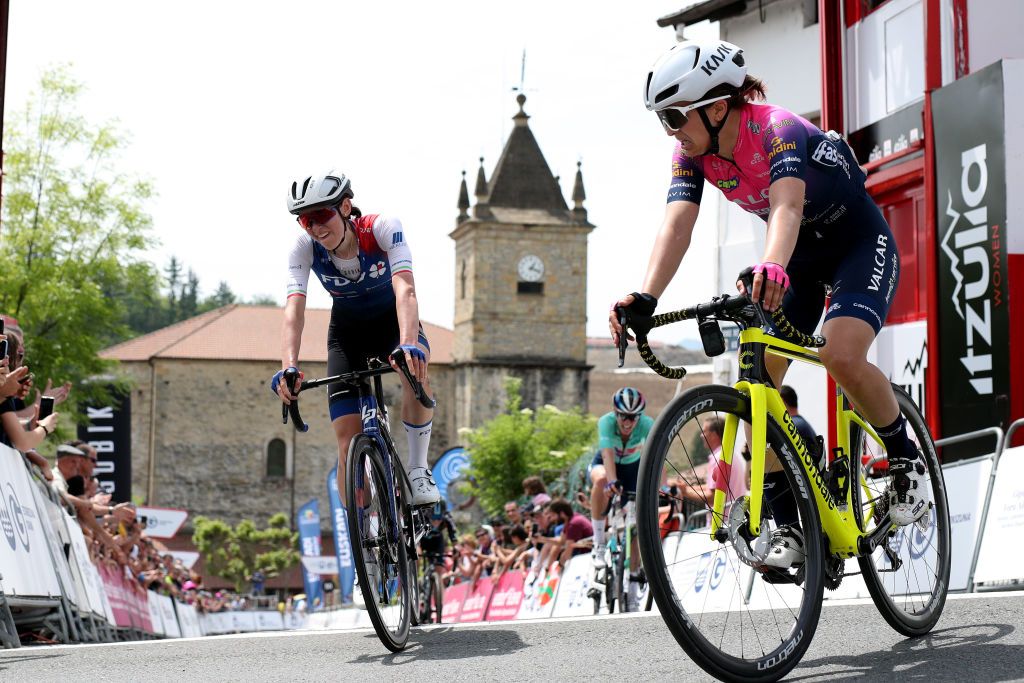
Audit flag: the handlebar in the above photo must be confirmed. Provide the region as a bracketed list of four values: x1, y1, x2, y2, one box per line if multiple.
[281, 350, 436, 431]
[616, 293, 826, 381]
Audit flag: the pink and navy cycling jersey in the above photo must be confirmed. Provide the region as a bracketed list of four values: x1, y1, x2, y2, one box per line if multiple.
[668, 103, 865, 226]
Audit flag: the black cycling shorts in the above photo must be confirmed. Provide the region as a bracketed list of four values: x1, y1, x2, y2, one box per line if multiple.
[591, 451, 640, 495]
[326, 301, 429, 420]
[775, 192, 898, 336]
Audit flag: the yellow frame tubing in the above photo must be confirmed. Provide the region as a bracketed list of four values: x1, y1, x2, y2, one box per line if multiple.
[733, 327, 867, 558]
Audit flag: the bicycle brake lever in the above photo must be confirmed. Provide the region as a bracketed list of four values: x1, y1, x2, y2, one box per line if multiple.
[283, 368, 309, 432]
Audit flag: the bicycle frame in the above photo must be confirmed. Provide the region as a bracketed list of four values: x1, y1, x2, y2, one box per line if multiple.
[711, 326, 888, 559]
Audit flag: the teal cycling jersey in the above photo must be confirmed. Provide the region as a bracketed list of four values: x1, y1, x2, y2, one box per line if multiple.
[597, 412, 654, 466]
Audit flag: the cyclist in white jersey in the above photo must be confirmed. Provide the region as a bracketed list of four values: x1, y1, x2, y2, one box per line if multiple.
[273, 169, 440, 506]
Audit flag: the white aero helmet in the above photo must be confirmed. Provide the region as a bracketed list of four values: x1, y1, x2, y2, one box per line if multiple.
[644, 39, 747, 112]
[644, 40, 747, 155]
[286, 169, 353, 215]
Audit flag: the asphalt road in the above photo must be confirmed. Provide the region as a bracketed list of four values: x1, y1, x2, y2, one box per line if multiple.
[3, 593, 1024, 682]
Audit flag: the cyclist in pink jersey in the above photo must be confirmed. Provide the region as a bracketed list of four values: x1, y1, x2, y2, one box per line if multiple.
[610, 40, 928, 570]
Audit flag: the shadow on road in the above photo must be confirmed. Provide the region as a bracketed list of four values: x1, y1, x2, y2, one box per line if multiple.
[349, 627, 528, 666]
[0, 652, 65, 670]
[790, 622, 1018, 682]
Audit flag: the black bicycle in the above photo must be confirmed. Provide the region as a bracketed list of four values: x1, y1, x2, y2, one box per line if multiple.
[589, 491, 652, 614]
[282, 350, 436, 652]
[414, 552, 448, 625]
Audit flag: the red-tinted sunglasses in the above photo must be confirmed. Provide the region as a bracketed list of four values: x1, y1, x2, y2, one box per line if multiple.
[296, 207, 337, 230]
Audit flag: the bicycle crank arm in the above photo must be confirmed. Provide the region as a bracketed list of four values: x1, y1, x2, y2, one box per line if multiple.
[857, 520, 898, 556]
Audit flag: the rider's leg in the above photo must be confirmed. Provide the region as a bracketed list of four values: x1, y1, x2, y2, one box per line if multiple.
[590, 465, 609, 550]
[399, 339, 439, 505]
[332, 414, 362, 508]
[819, 316, 925, 524]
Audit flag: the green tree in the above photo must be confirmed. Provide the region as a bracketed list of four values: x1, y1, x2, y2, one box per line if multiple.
[0, 65, 159, 408]
[201, 281, 236, 311]
[192, 513, 300, 592]
[463, 377, 597, 515]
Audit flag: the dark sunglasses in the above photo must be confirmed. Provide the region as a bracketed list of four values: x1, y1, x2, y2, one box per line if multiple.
[655, 94, 732, 134]
[296, 207, 337, 230]
[616, 413, 639, 423]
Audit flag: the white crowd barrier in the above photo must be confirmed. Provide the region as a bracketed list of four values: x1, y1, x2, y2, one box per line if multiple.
[4, 421, 1023, 647]
[0, 444, 292, 647]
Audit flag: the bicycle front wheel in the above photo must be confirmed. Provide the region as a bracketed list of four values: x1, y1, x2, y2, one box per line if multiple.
[428, 572, 443, 624]
[637, 385, 825, 683]
[853, 385, 950, 636]
[346, 434, 412, 652]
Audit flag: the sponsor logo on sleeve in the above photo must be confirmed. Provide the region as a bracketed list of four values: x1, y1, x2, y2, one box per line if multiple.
[391, 231, 404, 246]
[767, 136, 798, 160]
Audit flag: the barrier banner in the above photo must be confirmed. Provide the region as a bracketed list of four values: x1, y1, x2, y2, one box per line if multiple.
[943, 456, 994, 590]
[64, 511, 113, 621]
[28, 481, 80, 608]
[156, 594, 180, 637]
[516, 566, 560, 620]
[99, 565, 133, 627]
[78, 389, 133, 502]
[148, 590, 165, 635]
[441, 581, 469, 622]
[457, 577, 494, 622]
[327, 466, 355, 603]
[551, 554, 599, 618]
[296, 499, 325, 610]
[0, 446, 62, 597]
[230, 611, 257, 633]
[973, 446, 1024, 585]
[256, 611, 284, 631]
[284, 611, 308, 630]
[485, 571, 525, 621]
[668, 531, 753, 613]
[176, 602, 202, 637]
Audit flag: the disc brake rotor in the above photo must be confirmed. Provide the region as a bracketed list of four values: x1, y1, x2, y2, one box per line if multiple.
[727, 497, 770, 567]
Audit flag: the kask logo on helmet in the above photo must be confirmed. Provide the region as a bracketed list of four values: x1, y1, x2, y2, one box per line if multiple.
[700, 44, 735, 76]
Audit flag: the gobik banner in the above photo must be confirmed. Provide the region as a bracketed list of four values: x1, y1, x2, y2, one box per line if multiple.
[77, 388, 132, 502]
[933, 61, 1010, 456]
[0, 447, 62, 598]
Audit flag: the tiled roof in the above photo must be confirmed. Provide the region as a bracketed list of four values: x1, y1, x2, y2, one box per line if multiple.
[101, 305, 453, 364]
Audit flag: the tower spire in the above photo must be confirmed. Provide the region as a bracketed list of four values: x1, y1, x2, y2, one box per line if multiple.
[572, 160, 587, 223]
[457, 170, 470, 225]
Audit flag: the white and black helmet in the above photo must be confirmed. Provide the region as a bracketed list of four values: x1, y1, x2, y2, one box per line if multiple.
[643, 39, 747, 112]
[286, 169, 354, 215]
[613, 387, 646, 416]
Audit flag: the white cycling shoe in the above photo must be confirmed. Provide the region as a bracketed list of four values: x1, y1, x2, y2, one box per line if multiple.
[757, 525, 805, 569]
[591, 544, 608, 569]
[407, 467, 441, 506]
[887, 457, 930, 526]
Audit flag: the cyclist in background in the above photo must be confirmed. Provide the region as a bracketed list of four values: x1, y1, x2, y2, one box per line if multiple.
[610, 40, 928, 570]
[420, 500, 457, 578]
[589, 387, 653, 610]
[273, 169, 440, 506]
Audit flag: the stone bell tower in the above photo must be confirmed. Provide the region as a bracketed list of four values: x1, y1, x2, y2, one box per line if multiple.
[450, 93, 594, 431]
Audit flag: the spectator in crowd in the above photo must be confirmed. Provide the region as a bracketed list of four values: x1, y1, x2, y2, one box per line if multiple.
[472, 525, 496, 580]
[494, 524, 531, 575]
[780, 385, 819, 451]
[677, 417, 749, 516]
[548, 498, 594, 567]
[0, 336, 57, 451]
[522, 476, 551, 507]
[448, 534, 479, 585]
[503, 500, 523, 527]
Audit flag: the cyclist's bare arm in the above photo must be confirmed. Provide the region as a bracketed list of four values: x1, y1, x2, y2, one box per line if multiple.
[392, 271, 428, 383]
[279, 295, 305, 403]
[601, 447, 619, 484]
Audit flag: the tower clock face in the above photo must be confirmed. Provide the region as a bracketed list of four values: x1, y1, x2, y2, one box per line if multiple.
[517, 254, 544, 282]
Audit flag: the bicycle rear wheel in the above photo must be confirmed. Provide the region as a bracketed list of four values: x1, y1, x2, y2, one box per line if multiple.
[637, 385, 825, 683]
[852, 385, 950, 636]
[346, 434, 412, 652]
[615, 532, 628, 612]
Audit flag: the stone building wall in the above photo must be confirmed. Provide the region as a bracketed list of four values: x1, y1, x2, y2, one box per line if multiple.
[453, 223, 591, 364]
[122, 358, 456, 529]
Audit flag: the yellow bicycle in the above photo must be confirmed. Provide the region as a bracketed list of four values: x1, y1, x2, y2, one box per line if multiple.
[621, 289, 950, 683]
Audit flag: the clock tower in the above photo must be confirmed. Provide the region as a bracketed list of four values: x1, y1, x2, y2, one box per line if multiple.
[450, 94, 595, 431]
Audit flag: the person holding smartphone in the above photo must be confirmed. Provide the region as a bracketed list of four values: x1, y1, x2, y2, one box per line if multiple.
[0, 335, 57, 450]
[273, 170, 439, 506]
